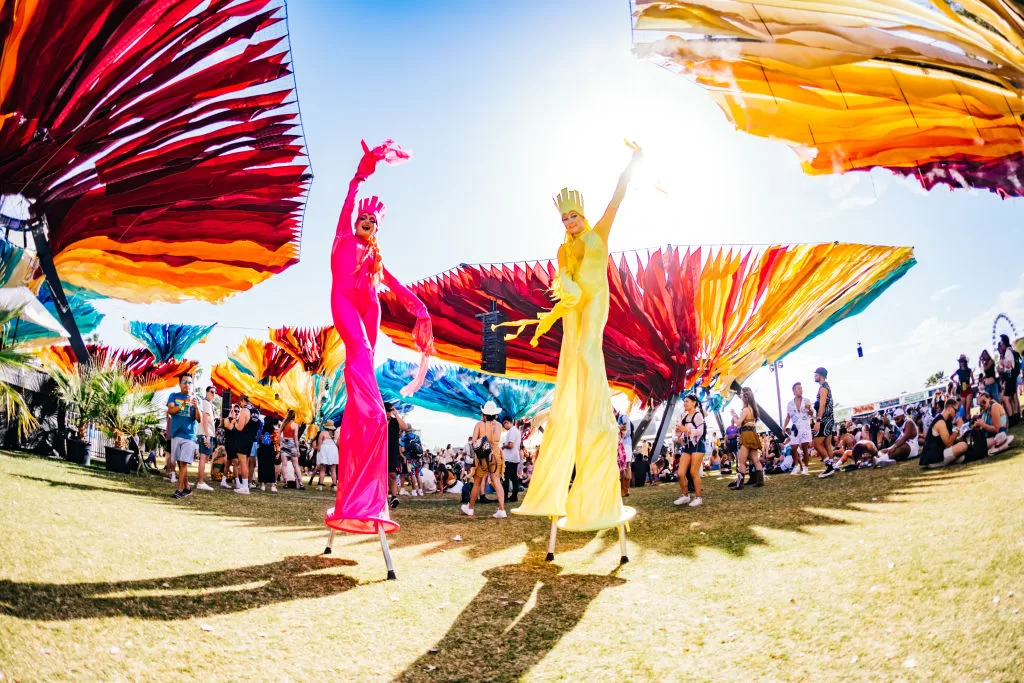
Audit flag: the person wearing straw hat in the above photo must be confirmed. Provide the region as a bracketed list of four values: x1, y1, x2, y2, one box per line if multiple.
[461, 400, 507, 518]
[952, 354, 975, 418]
[315, 420, 339, 491]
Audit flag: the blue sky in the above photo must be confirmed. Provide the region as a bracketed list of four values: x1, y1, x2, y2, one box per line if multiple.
[94, 0, 1024, 446]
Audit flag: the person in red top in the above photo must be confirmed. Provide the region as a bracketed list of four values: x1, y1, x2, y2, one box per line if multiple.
[952, 354, 975, 417]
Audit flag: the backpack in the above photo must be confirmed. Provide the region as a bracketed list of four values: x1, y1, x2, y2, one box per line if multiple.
[473, 435, 492, 461]
[1012, 349, 1021, 378]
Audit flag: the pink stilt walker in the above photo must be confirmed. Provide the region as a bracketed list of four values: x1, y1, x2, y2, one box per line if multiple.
[322, 140, 433, 579]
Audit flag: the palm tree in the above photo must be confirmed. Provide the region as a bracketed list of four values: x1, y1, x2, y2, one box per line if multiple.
[49, 362, 104, 440]
[92, 367, 161, 450]
[925, 370, 946, 387]
[0, 307, 39, 438]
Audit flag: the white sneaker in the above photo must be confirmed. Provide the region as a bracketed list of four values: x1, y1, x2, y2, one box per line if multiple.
[234, 486, 249, 495]
[460, 503, 474, 516]
[195, 481, 214, 492]
[169, 472, 177, 484]
[492, 510, 507, 519]
[688, 497, 703, 507]
[802, 466, 809, 475]
[673, 495, 691, 506]
[790, 467, 801, 475]
[270, 485, 278, 493]
[260, 484, 266, 491]
[220, 479, 231, 489]
[399, 489, 410, 496]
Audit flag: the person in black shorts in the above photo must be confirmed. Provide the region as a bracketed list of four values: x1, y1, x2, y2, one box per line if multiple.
[385, 402, 408, 509]
[812, 367, 836, 474]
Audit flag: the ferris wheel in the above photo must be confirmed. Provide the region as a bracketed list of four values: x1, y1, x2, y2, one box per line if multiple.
[992, 313, 1018, 351]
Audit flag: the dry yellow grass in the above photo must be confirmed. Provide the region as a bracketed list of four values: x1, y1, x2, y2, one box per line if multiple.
[1, 429, 1022, 682]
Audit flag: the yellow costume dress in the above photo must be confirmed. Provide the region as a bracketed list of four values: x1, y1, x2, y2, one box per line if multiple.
[508, 226, 636, 532]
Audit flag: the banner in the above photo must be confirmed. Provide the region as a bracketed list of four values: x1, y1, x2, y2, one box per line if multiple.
[852, 403, 877, 416]
[901, 391, 928, 405]
[878, 398, 900, 409]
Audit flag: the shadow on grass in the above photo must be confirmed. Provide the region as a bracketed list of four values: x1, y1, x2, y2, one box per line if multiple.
[7, 444, 1022, 564]
[0, 555, 357, 622]
[394, 560, 626, 683]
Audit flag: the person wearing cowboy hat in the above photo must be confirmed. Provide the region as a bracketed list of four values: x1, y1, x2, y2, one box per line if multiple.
[315, 420, 339, 491]
[461, 400, 507, 518]
[952, 354, 975, 418]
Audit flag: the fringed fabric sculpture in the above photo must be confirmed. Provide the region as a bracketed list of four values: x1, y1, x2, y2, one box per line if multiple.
[41, 344, 196, 392]
[631, 0, 1024, 197]
[127, 322, 216, 363]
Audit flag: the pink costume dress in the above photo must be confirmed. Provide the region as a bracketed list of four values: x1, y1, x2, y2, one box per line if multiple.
[325, 141, 431, 535]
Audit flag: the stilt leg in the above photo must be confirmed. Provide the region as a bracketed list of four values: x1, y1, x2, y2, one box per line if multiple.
[545, 517, 557, 562]
[378, 523, 397, 580]
[324, 529, 334, 555]
[618, 523, 629, 564]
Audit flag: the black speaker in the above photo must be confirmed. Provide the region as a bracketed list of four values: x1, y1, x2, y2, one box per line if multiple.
[477, 302, 507, 375]
[221, 389, 231, 419]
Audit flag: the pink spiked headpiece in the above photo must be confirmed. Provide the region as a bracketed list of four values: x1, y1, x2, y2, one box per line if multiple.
[358, 195, 386, 220]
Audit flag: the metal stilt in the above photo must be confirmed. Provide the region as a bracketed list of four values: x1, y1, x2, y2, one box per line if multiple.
[618, 523, 629, 564]
[378, 524, 397, 580]
[545, 517, 557, 562]
[324, 529, 334, 555]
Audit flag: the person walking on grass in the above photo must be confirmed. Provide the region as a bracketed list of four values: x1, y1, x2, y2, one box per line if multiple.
[501, 417, 523, 503]
[783, 382, 813, 475]
[193, 385, 217, 492]
[166, 373, 199, 499]
[673, 394, 706, 507]
[461, 401, 507, 518]
[729, 387, 764, 490]
[316, 420, 339, 490]
[279, 410, 304, 490]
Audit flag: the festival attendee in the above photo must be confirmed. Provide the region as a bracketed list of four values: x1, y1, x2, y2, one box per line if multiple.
[997, 335, 1021, 422]
[879, 408, 919, 461]
[420, 464, 438, 494]
[782, 382, 812, 475]
[193, 385, 216, 491]
[461, 401, 506, 518]
[279, 410, 304, 490]
[500, 145, 641, 535]
[325, 140, 433, 539]
[952, 354, 975, 415]
[501, 417, 523, 503]
[315, 420, 339, 490]
[920, 398, 969, 468]
[257, 415, 279, 493]
[166, 373, 199, 499]
[725, 417, 739, 460]
[975, 392, 1015, 454]
[224, 395, 255, 494]
[673, 394, 706, 507]
[386, 402, 409, 508]
[729, 387, 764, 490]
[812, 367, 836, 472]
[617, 415, 632, 497]
[979, 350, 1001, 402]
[209, 445, 228, 485]
[402, 426, 424, 496]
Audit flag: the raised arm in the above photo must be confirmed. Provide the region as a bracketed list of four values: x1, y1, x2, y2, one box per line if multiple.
[594, 142, 643, 243]
[337, 139, 411, 239]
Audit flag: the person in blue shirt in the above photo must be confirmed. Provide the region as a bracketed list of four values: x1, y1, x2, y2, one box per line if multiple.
[167, 372, 199, 499]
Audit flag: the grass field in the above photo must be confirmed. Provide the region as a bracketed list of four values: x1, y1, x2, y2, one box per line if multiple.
[2, 428, 1023, 682]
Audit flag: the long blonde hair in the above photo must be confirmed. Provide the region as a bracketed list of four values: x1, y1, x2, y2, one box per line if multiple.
[357, 232, 384, 288]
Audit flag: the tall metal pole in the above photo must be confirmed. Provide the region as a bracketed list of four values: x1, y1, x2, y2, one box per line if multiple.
[29, 215, 89, 364]
[650, 394, 679, 462]
[773, 361, 783, 425]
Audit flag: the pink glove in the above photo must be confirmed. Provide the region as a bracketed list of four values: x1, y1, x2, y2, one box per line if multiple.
[355, 139, 411, 180]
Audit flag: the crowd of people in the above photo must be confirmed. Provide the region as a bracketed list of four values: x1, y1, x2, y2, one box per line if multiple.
[152, 373, 537, 509]
[150, 337, 1021, 510]
[622, 342, 1022, 508]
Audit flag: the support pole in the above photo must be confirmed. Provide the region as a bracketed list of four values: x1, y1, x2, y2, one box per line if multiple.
[631, 403, 656, 446]
[545, 517, 557, 562]
[650, 394, 679, 463]
[323, 529, 334, 555]
[29, 216, 89, 364]
[772, 361, 783, 425]
[378, 523, 397, 580]
[618, 523, 629, 564]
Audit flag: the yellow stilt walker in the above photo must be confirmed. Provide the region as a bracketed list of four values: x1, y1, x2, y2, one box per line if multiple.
[503, 142, 642, 562]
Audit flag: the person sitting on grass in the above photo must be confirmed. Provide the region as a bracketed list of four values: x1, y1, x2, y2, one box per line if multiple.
[820, 435, 878, 477]
[879, 408, 919, 461]
[974, 392, 1015, 454]
[920, 398, 969, 469]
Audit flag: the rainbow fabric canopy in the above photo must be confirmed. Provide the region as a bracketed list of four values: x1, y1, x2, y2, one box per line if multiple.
[0, 0, 310, 304]
[380, 243, 915, 404]
[127, 322, 216, 364]
[376, 360, 554, 422]
[269, 326, 346, 376]
[41, 344, 196, 392]
[631, 0, 1024, 197]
